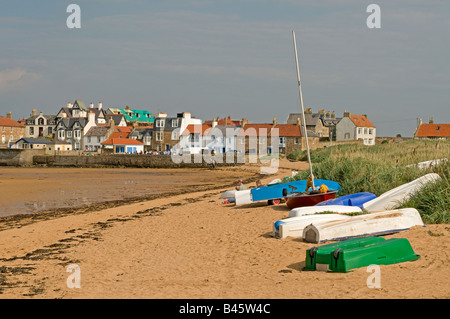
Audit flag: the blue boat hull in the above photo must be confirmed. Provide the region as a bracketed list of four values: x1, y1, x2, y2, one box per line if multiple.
[251, 179, 341, 202]
[315, 192, 376, 209]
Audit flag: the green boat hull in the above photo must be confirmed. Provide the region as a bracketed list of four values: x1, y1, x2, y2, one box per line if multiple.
[304, 236, 420, 272]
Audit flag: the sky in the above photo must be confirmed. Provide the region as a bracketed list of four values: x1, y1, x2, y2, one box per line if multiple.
[0, 0, 449, 137]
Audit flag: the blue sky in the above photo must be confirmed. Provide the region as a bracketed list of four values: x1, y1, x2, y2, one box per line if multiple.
[1, 0, 449, 137]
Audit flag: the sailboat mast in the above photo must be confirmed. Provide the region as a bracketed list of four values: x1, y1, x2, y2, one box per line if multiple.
[292, 30, 315, 189]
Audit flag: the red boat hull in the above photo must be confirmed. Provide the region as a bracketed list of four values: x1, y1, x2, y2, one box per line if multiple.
[285, 191, 337, 209]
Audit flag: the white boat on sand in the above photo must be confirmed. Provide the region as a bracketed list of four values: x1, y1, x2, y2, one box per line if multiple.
[363, 173, 441, 212]
[272, 214, 350, 239]
[302, 208, 424, 243]
[288, 205, 362, 218]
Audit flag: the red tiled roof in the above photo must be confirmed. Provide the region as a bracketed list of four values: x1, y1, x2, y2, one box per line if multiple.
[101, 138, 144, 145]
[273, 124, 302, 137]
[238, 124, 302, 137]
[109, 131, 130, 139]
[238, 124, 273, 136]
[349, 114, 375, 128]
[415, 124, 450, 138]
[204, 118, 241, 126]
[0, 117, 25, 127]
[116, 126, 133, 133]
[182, 124, 212, 136]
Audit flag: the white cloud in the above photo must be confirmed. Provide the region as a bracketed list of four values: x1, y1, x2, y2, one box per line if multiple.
[0, 68, 41, 93]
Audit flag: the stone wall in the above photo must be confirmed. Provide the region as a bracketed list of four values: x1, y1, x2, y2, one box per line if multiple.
[32, 154, 246, 168]
[0, 149, 45, 166]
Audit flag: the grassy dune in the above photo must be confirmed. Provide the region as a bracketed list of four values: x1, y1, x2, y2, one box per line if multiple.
[288, 140, 449, 223]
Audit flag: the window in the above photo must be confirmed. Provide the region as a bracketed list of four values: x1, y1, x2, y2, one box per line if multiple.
[344, 133, 350, 140]
[38, 118, 45, 125]
[364, 128, 368, 135]
[358, 128, 362, 135]
[29, 127, 34, 135]
[171, 119, 179, 127]
[58, 130, 65, 139]
[156, 132, 163, 141]
[48, 127, 52, 135]
[171, 131, 178, 140]
[87, 136, 91, 143]
[144, 136, 151, 144]
[74, 130, 81, 139]
[155, 119, 165, 128]
[67, 131, 72, 138]
[279, 137, 286, 146]
[369, 128, 374, 135]
[295, 137, 299, 144]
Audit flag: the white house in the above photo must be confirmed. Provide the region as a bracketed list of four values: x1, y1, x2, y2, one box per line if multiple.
[56, 109, 97, 150]
[336, 112, 376, 145]
[24, 109, 57, 138]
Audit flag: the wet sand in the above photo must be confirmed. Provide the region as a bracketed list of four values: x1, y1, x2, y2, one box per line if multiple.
[0, 166, 258, 218]
[0, 160, 448, 299]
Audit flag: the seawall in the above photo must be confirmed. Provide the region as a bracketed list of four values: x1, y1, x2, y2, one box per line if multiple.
[32, 154, 247, 168]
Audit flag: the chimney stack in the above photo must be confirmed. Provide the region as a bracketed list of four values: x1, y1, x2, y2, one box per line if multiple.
[32, 109, 37, 116]
[296, 117, 301, 126]
[331, 111, 336, 119]
[241, 118, 247, 127]
[6, 112, 12, 119]
[67, 102, 73, 108]
[429, 117, 434, 124]
[343, 110, 350, 117]
[273, 117, 277, 127]
[88, 110, 96, 123]
[90, 102, 94, 108]
[98, 102, 103, 110]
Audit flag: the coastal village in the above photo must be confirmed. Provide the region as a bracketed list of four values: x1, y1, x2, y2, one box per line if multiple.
[1, 99, 448, 156]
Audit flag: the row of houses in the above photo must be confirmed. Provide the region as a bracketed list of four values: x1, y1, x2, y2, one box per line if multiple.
[2, 99, 446, 155]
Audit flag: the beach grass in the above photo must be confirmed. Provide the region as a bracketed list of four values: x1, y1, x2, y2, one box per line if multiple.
[287, 139, 450, 223]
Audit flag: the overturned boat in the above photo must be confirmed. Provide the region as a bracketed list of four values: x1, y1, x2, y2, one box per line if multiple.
[363, 173, 441, 212]
[272, 214, 350, 239]
[234, 179, 340, 206]
[304, 236, 420, 272]
[316, 192, 376, 209]
[288, 205, 362, 218]
[302, 208, 425, 243]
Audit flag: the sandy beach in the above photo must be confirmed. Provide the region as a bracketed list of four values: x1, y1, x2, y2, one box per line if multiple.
[0, 159, 448, 299]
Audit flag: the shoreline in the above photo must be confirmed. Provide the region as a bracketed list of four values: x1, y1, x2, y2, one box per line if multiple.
[0, 170, 263, 232]
[0, 160, 448, 299]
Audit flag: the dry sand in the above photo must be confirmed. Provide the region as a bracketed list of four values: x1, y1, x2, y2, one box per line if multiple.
[0, 159, 448, 299]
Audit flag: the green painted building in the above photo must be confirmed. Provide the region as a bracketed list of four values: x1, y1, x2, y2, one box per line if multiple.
[106, 107, 154, 125]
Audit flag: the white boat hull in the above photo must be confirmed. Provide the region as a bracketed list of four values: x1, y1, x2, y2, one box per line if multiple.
[234, 189, 252, 205]
[288, 205, 362, 218]
[272, 214, 350, 239]
[363, 173, 441, 212]
[302, 208, 424, 243]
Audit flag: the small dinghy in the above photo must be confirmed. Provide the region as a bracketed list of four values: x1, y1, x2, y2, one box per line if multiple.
[304, 236, 420, 272]
[302, 208, 424, 243]
[363, 173, 441, 212]
[315, 192, 376, 209]
[234, 179, 340, 206]
[288, 205, 362, 218]
[220, 190, 236, 199]
[272, 214, 350, 239]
